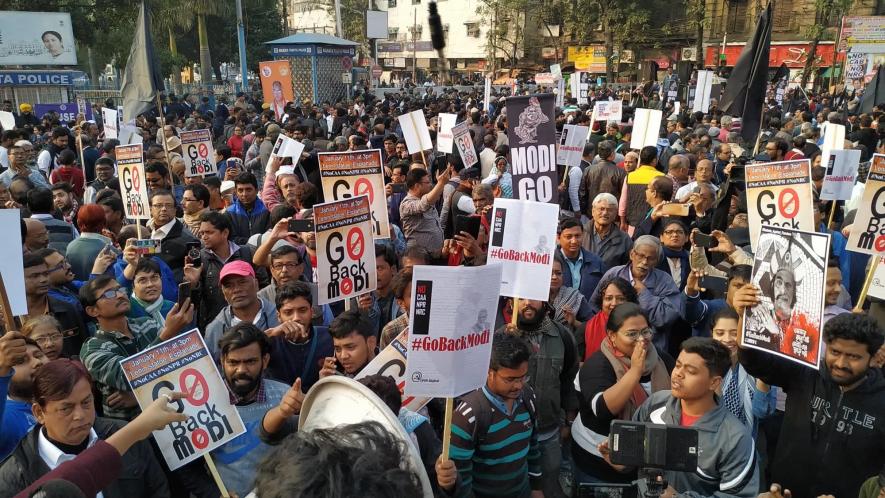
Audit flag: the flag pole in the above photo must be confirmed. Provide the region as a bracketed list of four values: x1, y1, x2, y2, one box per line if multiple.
[155, 93, 175, 189]
[853, 255, 881, 313]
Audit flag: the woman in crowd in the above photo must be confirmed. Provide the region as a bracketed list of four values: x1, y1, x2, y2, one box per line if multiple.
[21, 315, 65, 361]
[549, 257, 592, 326]
[571, 303, 673, 489]
[65, 204, 115, 281]
[582, 276, 638, 360]
[481, 155, 513, 198]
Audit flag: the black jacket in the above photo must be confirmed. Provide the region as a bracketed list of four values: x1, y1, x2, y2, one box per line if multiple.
[740, 346, 885, 498]
[153, 219, 198, 282]
[194, 244, 268, 330]
[48, 296, 88, 359]
[0, 418, 169, 498]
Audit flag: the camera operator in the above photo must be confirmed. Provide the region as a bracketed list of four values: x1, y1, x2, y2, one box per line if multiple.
[599, 337, 760, 497]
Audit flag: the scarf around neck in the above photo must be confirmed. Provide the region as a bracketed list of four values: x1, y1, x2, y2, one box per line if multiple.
[600, 334, 670, 419]
[131, 292, 165, 326]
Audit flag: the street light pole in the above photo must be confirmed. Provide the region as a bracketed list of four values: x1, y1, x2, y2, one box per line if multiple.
[236, 0, 248, 92]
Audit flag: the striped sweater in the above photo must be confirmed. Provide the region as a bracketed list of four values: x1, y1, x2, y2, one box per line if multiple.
[449, 386, 542, 498]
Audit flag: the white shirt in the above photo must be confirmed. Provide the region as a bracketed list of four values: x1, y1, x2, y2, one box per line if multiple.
[675, 180, 719, 202]
[667, 257, 682, 288]
[150, 218, 177, 240]
[36, 149, 55, 174]
[479, 148, 496, 178]
[38, 427, 103, 498]
[0, 146, 8, 170]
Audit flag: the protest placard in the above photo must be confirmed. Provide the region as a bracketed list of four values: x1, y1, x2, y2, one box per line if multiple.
[404, 263, 503, 398]
[847, 153, 885, 255]
[742, 226, 830, 369]
[630, 108, 662, 149]
[103, 107, 119, 139]
[487, 198, 558, 301]
[867, 256, 885, 300]
[180, 129, 218, 177]
[271, 134, 305, 160]
[314, 195, 377, 305]
[355, 329, 429, 412]
[556, 124, 589, 167]
[0, 210, 27, 316]
[117, 144, 150, 220]
[556, 78, 566, 108]
[535, 73, 556, 85]
[318, 150, 390, 239]
[0, 111, 14, 131]
[77, 96, 87, 117]
[120, 329, 247, 470]
[820, 149, 861, 201]
[550, 64, 562, 79]
[483, 77, 492, 113]
[692, 70, 715, 113]
[437, 113, 457, 153]
[593, 100, 623, 123]
[451, 121, 478, 168]
[506, 94, 558, 204]
[745, 159, 815, 250]
[398, 109, 433, 154]
[820, 123, 846, 168]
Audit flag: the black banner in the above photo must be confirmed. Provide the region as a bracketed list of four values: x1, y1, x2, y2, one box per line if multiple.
[505, 94, 558, 204]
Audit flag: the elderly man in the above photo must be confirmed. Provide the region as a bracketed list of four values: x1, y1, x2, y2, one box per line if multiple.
[579, 140, 625, 217]
[581, 193, 632, 269]
[589, 235, 682, 349]
[675, 159, 719, 201]
[0, 141, 49, 188]
[667, 155, 690, 196]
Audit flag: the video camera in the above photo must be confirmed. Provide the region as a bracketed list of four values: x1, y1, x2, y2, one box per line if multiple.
[577, 421, 699, 498]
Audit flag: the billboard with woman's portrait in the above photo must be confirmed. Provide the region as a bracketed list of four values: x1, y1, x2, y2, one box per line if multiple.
[0, 12, 77, 65]
[258, 60, 295, 119]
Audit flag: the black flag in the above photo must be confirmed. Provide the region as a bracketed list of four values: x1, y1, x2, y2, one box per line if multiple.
[121, 2, 164, 123]
[858, 65, 884, 115]
[720, 2, 772, 144]
[772, 63, 788, 83]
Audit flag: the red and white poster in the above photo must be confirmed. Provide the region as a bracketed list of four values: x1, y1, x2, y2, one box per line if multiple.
[745, 159, 815, 251]
[314, 195, 377, 305]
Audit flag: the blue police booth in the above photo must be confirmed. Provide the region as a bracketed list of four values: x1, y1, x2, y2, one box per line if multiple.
[264, 33, 358, 104]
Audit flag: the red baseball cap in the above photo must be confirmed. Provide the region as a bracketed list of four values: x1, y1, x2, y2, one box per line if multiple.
[219, 261, 255, 282]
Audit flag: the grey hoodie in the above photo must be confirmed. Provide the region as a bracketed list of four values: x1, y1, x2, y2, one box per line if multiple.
[633, 390, 759, 498]
[204, 297, 279, 360]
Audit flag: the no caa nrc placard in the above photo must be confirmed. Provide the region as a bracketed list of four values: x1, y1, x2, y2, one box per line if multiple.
[314, 195, 378, 305]
[745, 159, 815, 251]
[318, 150, 390, 239]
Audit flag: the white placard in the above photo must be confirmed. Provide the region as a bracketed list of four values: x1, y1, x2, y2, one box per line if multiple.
[318, 150, 390, 239]
[355, 330, 429, 412]
[398, 109, 433, 153]
[314, 196, 377, 305]
[487, 198, 559, 300]
[180, 129, 218, 177]
[745, 159, 815, 251]
[451, 121, 478, 168]
[437, 113, 457, 153]
[630, 108, 662, 149]
[692, 70, 715, 114]
[404, 264, 503, 398]
[868, 257, 885, 300]
[0, 210, 27, 316]
[483, 77, 492, 114]
[0, 111, 15, 131]
[593, 101, 623, 123]
[820, 123, 846, 169]
[820, 149, 861, 201]
[550, 64, 562, 79]
[102, 108, 119, 139]
[271, 134, 305, 160]
[117, 144, 150, 220]
[118, 125, 141, 146]
[121, 330, 247, 470]
[556, 124, 588, 167]
[847, 154, 885, 255]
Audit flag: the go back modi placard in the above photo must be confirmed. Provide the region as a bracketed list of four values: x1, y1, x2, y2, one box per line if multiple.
[117, 144, 150, 220]
[180, 129, 218, 177]
[318, 150, 390, 239]
[120, 329, 246, 470]
[506, 94, 558, 204]
[314, 195, 377, 305]
[847, 154, 885, 255]
[745, 159, 815, 250]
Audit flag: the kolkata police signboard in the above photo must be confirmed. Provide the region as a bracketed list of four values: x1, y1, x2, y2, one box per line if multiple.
[314, 195, 377, 305]
[117, 144, 150, 220]
[121, 330, 246, 470]
[180, 129, 218, 177]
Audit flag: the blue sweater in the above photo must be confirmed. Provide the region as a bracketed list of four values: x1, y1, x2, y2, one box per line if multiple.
[0, 372, 38, 460]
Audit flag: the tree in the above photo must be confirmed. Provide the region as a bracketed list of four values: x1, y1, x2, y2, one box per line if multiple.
[478, 0, 533, 73]
[151, 0, 194, 90]
[801, 0, 852, 90]
[181, 0, 234, 84]
[563, 0, 651, 82]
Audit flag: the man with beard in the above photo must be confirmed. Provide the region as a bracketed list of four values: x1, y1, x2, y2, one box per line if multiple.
[36, 126, 68, 176]
[589, 235, 681, 350]
[51, 180, 79, 226]
[84, 157, 120, 204]
[0, 334, 47, 459]
[180, 323, 305, 498]
[498, 299, 578, 498]
[735, 292, 885, 498]
[79, 275, 194, 420]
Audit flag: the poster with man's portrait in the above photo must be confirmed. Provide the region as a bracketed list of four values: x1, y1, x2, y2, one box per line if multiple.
[742, 226, 830, 369]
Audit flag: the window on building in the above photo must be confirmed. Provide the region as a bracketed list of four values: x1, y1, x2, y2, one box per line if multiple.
[465, 22, 480, 38]
[773, 0, 794, 31]
[388, 28, 398, 41]
[726, 1, 748, 34]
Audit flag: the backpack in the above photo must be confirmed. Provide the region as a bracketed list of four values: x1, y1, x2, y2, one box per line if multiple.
[467, 386, 539, 445]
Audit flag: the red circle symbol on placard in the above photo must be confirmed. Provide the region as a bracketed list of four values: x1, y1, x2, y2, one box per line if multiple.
[353, 178, 373, 204]
[340, 277, 353, 295]
[131, 167, 140, 191]
[179, 368, 209, 406]
[198, 143, 208, 158]
[876, 236, 885, 253]
[192, 428, 210, 450]
[777, 188, 799, 219]
[346, 227, 364, 260]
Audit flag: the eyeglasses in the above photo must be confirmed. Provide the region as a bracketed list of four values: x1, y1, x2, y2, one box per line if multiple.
[33, 332, 63, 346]
[663, 229, 685, 236]
[152, 203, 175, 211]
[497, 372, 530, 385]
[271, 262, 302, 271]
[622, 328, 654, 341]
[45, 261, 68, 273]
[97, 287, 127, 301]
